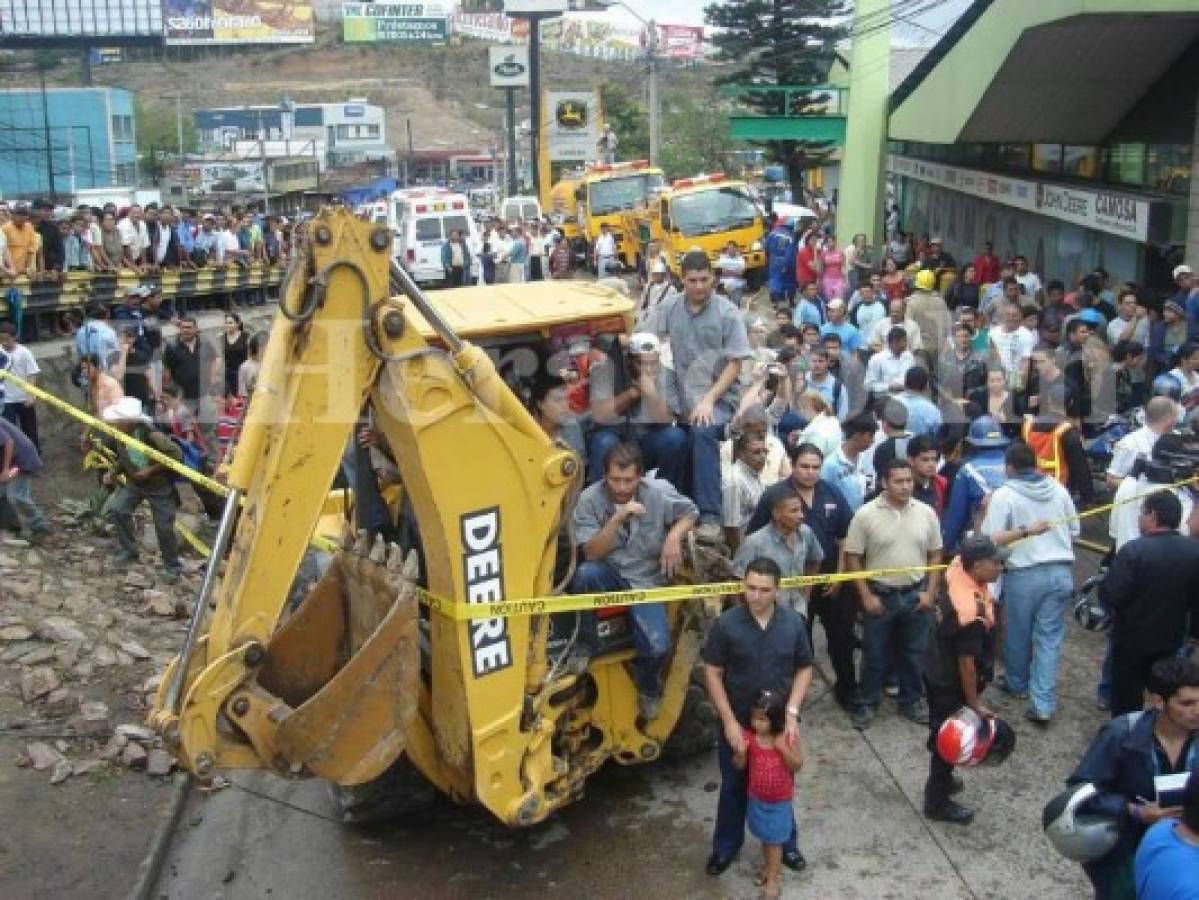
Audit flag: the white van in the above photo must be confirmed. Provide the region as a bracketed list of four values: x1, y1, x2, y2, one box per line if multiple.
[390, 189, 481, 287]
[501, 195, 542, 225]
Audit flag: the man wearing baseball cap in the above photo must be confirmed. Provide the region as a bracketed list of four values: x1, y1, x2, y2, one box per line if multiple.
[941, 415, 1010, 553]
[1172, 264, 1199, 343]
[922, 533, 1008, 824]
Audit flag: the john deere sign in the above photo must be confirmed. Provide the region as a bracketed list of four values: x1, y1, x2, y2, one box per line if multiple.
[342, 3, 448, 43]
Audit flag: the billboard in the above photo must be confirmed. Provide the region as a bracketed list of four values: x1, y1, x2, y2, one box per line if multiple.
[545, 90, 601, 163]
[342, 3, 447, 43]
[0, 0, 161, 38]
[163, 0, 315, 45]
[655, 23, 704, 61]
[186, 161, 265, 194]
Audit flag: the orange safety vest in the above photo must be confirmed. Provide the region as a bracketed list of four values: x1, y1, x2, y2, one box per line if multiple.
[1021, 419, 1073, 486]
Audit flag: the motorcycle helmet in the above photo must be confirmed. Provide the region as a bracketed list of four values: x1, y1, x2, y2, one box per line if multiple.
[1072, 570, 1111, 632]
[936, 708, 1016, 768]
[1042, 783, 1121, 862]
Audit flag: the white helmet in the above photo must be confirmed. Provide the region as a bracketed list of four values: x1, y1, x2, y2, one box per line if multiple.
[1042, 783, 1121, 863]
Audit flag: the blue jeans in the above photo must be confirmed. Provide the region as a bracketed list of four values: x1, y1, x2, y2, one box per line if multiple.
[859, 584, 931, 708]
[682, 404, 733, 521]
[713, 731, 798, 860]
[568, 561, 671, 698]
[1002, 563, 1073, 716]
[587, 425, 687, 488]
[4, 472, 47, 535]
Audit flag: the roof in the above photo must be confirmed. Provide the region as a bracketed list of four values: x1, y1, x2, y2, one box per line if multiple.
[889, 0, 1199, 144]
[408, 281, 634, 342]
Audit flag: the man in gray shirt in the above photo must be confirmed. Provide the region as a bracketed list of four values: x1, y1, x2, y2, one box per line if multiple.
[733, 488, 824, 617]
[570, 440, 698, 720]
[652, 250, 752, 540]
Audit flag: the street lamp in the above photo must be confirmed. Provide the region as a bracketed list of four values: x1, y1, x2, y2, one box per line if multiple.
[597, 0, 660, 167]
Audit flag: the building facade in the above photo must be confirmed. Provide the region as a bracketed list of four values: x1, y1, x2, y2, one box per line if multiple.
[195, 99, 388, 168]
[0, 87, 137, 198]
[885, 0, 1199, 293]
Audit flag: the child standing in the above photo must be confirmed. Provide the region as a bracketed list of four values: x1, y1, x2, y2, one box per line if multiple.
[735, 690, 804, 899]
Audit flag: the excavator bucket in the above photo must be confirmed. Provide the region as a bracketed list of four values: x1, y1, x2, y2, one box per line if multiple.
[254, 537, 422, 786]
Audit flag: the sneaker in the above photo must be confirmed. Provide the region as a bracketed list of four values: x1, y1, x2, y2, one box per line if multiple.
[950, 774, 965, 796]
[1025, 708, 1052, 726]
[638, 692, 662, 722]
[924, 800, 974, 825]
[899, 700, 930, 725]
[851, 706, 875, 730]
[884, 683, 900, 698]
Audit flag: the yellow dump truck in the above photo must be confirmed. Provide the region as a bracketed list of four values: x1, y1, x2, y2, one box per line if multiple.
[548, 159, 666, 270]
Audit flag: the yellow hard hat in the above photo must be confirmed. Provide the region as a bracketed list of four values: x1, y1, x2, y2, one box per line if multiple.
[915, 269, 936, 291]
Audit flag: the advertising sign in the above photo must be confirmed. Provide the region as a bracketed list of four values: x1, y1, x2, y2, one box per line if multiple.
[502, 0, 566, 12]
[655, 24, 704, 61]
[545, 90, 601, 163]
[0, 0, 161, 38]
[342, 3, 447, 43]
[489, 45, 530, 88]
[163, 0, 315, 46]
[187, 161, 266, 195]
[887, 155, 1150, 243]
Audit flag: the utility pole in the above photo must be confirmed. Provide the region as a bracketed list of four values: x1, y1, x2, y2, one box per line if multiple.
[38, 67, 56, 201]
[406, 117, 414, 187]
[505, 88, 518, 196]
[259, 110, 270, 213]
[175, 94, 184, 159]
[647, 19, 659, 167]
[528, 17, 542, 198]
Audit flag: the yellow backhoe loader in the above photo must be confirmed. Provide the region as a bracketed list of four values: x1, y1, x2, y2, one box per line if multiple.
[148, 209, 722, 827]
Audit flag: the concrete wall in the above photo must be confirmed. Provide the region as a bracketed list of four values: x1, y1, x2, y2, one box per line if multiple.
[0, 88, 136, 197]
[899, 176, 1141, 289]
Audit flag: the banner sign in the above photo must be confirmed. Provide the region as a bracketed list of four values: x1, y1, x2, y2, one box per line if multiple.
[163, 0, 315, 45]
[545, 90, 601, 163]
[655, 23, 704, 61]
[186, 161, 265, 194]
[0, 0, 161, 38]
[342, 4, 447, 43]
[887, 154, 1150, 243]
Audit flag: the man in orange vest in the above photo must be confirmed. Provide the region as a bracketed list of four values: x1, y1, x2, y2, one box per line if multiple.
[1023, 349, 1095, 506]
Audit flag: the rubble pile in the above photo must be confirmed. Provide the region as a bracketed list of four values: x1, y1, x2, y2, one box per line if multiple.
[2, 500, 203, 785]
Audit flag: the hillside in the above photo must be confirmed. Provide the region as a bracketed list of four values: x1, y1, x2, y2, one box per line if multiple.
[27, 28, 713, 159]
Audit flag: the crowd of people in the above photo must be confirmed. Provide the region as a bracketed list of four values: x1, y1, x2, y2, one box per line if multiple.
[0, 198, 293, 280]
[2, 205, 1198, 898]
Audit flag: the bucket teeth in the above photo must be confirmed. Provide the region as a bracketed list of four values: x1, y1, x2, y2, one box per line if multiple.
[369, 534, 387, 563]
[385, 542, 403, 571]
[403, 550, 419, 580]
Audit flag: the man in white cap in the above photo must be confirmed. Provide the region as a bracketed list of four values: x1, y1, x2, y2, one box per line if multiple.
[638, 258, 676, 329]
[102, 396, 184, 582]
[1172, 264, 1199, 342]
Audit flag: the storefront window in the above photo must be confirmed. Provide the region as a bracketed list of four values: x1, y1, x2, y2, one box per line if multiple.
[1031, 143, 1063, 174]
[998, 143, 1031, 171]
[1147, 144, 1192, 196]
[1062, 146, 1098, 178]
[1104, 143, 1146, 187]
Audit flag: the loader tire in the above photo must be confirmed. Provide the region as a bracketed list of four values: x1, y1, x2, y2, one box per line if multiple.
[661, 660, 718, 761]
[327, 755, 438, 826]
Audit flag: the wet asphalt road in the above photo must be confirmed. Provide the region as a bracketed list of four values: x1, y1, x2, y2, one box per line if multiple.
[154, 546, 1105, 900]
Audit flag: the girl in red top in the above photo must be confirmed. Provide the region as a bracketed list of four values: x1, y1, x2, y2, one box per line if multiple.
[734, 690, 804, 899]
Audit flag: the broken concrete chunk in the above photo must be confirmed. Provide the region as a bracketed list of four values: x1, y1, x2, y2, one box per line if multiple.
[0, 624, 33, 642]
[44, 688, 78, 716]
[145, 749, 175, 776]
[37, 616, 88, 644]
[49, 758, 73, 784]
[98, 732, 129, 760]
[20, 666, 61, 702]
[115, 724, 155, 743]
[116, 640, 151, 661]
[91, 644, 118, 667]
[120, 741, 148, 770]
[25, 741, 64, 771]
[125, 571, 153, 589]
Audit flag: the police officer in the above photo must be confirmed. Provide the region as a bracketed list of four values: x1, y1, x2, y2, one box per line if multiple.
[922, 534, 1007, 824]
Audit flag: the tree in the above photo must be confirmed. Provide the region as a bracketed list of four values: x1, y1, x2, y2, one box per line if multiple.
[135, 97, 198, 181]
[705, 0, 848, 202]
[660, 91, 732, 179]
[598, 80, 649, 162]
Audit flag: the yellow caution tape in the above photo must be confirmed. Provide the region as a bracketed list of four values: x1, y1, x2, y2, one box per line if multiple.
[10, 369, 1192, 620]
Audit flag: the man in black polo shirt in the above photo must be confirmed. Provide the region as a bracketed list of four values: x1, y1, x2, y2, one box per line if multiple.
[702, 557, 814, 877]
[746, 442, 857, 708]
[162, 315, 208, 411]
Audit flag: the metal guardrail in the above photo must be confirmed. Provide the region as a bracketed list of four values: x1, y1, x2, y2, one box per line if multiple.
[0, 263, 286, 342]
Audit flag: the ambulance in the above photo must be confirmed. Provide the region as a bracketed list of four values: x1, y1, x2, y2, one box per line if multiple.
[390, 188, 482, 287]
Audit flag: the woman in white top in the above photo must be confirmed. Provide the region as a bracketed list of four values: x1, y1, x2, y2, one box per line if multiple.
[796, 390, 843, 458]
